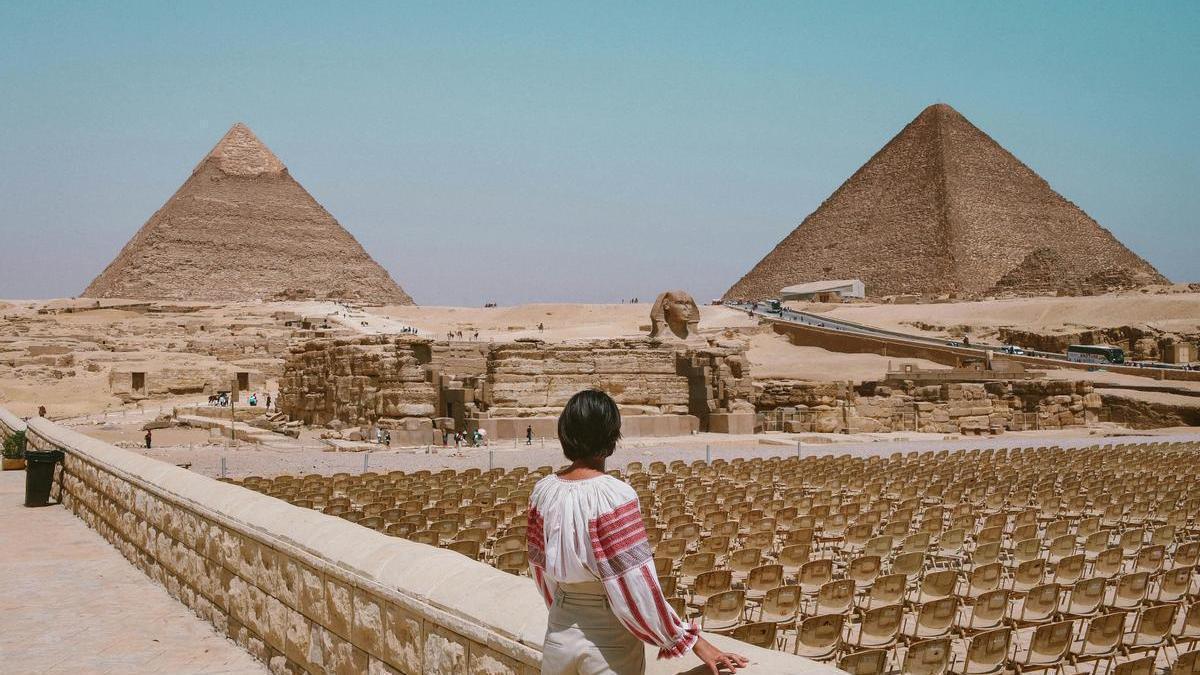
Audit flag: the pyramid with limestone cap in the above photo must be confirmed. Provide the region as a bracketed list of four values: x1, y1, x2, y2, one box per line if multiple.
[724, 103, 1165, 301]
[83, 123, 414, 304]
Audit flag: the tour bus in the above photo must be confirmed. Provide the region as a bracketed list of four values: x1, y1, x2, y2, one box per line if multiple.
[1066, 344, 1125, 365]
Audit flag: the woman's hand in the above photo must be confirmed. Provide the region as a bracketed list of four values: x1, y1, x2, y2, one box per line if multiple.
[694, 637, 750, 674]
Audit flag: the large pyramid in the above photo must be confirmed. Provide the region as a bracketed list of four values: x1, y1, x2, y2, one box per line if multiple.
[724, 103, 1165, 300]
[84, 123, 414, 304]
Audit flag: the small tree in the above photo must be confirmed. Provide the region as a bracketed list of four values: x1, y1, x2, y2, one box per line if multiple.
[2, 430, 26, 459]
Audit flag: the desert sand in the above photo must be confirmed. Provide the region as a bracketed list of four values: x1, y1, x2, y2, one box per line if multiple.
[4, 295, 1199, 422]
[368, 302, 758, 341]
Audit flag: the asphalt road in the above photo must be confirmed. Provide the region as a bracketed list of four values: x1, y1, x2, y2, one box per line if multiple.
[728, 301, 1190, 373]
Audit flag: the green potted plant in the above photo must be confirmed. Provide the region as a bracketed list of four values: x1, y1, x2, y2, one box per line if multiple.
[2, 430, 26, 471]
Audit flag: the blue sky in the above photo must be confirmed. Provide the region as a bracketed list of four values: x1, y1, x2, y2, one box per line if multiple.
[1, 1, 1196, 304]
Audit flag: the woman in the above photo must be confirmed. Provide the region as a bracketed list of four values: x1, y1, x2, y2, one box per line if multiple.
[528, 389, 749, 675]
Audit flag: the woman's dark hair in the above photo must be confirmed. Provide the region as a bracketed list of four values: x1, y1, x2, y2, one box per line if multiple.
[558, 389, 622, 461]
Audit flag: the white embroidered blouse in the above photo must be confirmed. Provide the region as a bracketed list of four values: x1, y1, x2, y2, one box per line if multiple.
[527, 473, 699, 659]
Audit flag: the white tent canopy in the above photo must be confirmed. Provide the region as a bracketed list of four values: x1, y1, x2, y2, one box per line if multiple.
[779, 279, 865, 300]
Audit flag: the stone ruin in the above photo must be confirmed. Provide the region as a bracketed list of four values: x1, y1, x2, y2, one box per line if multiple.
[998, 325, 1200, 363]
[755, 379, 1103, 435]
[883, 357, 1043, 385]
[279, 334, 756, 443]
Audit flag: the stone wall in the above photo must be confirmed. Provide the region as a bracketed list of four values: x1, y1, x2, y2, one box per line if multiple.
[485, 339, 691, 413]
[6, 407, 828, 675]
[998, 326, 1200, 363]
[755, 381, 847, 410]
[109, 364, 266, 403]
[281, 337, 755, 435]
[0, 406, 25, 440]
[280, 336, 438, 429]
[1098, 393, 1200, 430]
[761, 379, 1101, 434]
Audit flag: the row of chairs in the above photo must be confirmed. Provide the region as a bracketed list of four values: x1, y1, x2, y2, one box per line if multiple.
[231, 439, 1200, 672]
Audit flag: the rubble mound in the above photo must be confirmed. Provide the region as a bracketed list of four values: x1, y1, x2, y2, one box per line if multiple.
[83, 123, 414, 305]
[724, 103, 1165, 301]
[991, 248, 1161, 297]
[989, 248, 1070, 295]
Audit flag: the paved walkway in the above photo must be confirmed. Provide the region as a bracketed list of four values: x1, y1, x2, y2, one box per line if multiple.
[0, 471, 264, 674]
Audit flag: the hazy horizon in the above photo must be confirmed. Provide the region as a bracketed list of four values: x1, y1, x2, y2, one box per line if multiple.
[1, 2, 1197, 305]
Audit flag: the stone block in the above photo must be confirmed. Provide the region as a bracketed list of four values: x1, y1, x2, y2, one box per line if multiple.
[320, 626, 369, 675]
[353, 588, 385, 657]
[263, 594, 290, 654]
[286, 559, 326, 624]
[368, 656, 403, 675]
[422, 624, 470, 675]
[283, 606, 318, 669]
[383, 602, 424, 673]
[468, 642, 524, 675]
[707, 412, 754, 434]
[813, 412, 841, 433]
[325, 577, 354, 640]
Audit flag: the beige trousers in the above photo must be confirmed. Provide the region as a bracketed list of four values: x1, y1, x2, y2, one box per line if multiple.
[541, 581, 646, 675]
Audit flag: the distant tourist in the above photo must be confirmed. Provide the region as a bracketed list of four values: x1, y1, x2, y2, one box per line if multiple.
[248, 393, 257, 407]
[38, 405, 46, 418]
[144, 429, 152, 449]
[526, 425, 533, 446]
[538, 322, 544, 332]
[473, 330, 479, 341]
[265, 393, 272, 410]
[527, 389, 747, 674]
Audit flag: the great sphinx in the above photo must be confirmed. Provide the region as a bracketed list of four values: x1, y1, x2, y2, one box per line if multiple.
[648, 290, 700, 341]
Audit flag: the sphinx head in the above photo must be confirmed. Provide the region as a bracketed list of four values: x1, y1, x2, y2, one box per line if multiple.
[649, 290, 700, 340]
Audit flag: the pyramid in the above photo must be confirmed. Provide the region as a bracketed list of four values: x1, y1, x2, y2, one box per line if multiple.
[724, 103, 1165, 300]
[83, 123, 414, 304]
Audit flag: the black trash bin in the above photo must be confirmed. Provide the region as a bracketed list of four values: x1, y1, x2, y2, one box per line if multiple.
[24, 449, 63, 507]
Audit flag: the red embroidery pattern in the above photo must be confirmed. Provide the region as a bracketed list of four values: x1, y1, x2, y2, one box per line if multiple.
[527, 505, 546, 568]
[588, 499, 653, 579]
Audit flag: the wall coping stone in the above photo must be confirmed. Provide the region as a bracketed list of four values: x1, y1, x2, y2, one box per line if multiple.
[0, 407, 26, 437]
